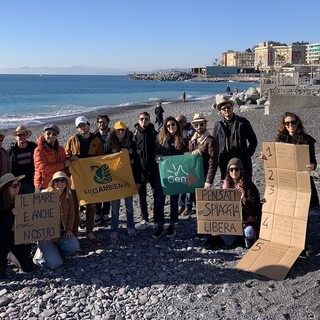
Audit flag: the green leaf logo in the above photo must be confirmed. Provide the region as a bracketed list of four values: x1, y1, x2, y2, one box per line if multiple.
[90, 164, 112, 184]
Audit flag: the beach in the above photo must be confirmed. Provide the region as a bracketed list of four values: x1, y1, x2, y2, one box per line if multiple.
[1, 98, 320, 319]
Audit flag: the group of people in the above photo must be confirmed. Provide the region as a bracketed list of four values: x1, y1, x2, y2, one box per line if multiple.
[0, 95, 318, 277]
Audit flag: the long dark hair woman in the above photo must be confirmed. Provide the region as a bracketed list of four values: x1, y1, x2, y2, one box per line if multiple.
[0, 173, 34, 278]
[276, 112, 319, 208]
[153, 116, 187, 239]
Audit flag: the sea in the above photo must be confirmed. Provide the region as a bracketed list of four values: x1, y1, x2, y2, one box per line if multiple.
[0, 74, 257, 129]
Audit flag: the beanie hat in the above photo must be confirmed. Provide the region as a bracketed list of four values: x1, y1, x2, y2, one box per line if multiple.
[227, 158, 243, 171]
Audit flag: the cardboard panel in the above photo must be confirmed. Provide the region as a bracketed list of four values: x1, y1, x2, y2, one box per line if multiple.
[196, 188, 242, 235]
[237, 143, 311, 280]
[14, 192, 60, 245]
[261, 142, 277, 168]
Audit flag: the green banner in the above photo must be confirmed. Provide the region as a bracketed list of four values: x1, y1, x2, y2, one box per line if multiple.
[159, 154, 204, 195]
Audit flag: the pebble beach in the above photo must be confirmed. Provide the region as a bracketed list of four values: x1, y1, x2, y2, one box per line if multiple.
[1, 98, 320, 320]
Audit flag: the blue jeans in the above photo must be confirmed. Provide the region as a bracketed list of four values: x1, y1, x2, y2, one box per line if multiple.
[34, 233, 79, 270]
[154, 169, 179, 226]
[178, 193, 192, 210]
[111, 197, 134, 232]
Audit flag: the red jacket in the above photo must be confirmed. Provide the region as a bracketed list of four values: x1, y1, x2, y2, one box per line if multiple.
[34, 136, 68, 189]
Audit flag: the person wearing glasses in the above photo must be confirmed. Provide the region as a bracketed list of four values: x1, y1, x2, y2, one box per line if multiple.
[0, 132, 10, 176]
[65, 116, 104, 244]
[33, 171, 79, 270]
[205, 158, 262, 249]
[34, 124, 70, 193]
[133, 112, 157, 229]
[153, 116, 188, 239]
[8, 126, 37, 194]
[105, 121, 141, 243]
[0, 173, 34, 279]
[94, 114, 111, 226]
[212, 96, 257, 180]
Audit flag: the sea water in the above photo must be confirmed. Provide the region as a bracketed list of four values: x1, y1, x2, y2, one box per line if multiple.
[0, 74, 257, 129]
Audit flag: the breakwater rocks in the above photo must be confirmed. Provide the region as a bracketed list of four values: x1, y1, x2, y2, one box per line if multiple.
[128, 71, 260, 83]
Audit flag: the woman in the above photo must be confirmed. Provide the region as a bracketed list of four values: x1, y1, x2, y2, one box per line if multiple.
[204, 158, 261, 249]
[275, 111, 319, 208]
[222, 158, 261, 248]
[34, 124, 70, 192]
[105, 121, 141, 243]
[33, 171, 79, 270]
[0, 173, 34, 278]
[153, 116, 187, 239]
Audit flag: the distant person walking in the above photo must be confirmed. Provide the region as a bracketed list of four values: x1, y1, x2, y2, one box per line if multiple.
[155, 102, 164, 131]
[183, 92, 186, 102]
[226, 85, 231, 95]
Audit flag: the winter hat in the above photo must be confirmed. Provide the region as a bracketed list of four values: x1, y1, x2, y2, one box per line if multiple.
[227, 158, 243, 171]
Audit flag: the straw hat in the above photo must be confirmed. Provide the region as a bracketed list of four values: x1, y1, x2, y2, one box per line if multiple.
[216, 96, 235, 111]
[11, 125, 32, 138]
[0, 173, 25, 189]
[114, 121, 127, 130]
[192, 113, 207, 123]
[48, 171, 71, 188]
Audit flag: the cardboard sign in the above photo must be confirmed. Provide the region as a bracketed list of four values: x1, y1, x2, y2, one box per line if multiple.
[195, 188, 242, 235]
[14, 192, 60, 245]
[236, 142, 311, 280]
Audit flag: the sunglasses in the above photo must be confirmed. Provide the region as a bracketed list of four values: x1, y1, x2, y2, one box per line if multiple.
[221, 105, 232, 111]
[229, 167, 240, 172]
[139, 117, 149, 121]
[98, 121, 107, 124]
[284, 120, 297, 127]
[16, 133, 28, 137]
[10, 182, 21, 189]
[193, 122, 205, 128]
[46, 131, 57, 136]
[166, 122, 176, 128]
[116, 129, 125, 133]
[54, 178, 66, 183]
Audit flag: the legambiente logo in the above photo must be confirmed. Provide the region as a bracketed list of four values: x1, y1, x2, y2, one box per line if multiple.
[90, 164, 112, 184]
[166, 164, 197, 185]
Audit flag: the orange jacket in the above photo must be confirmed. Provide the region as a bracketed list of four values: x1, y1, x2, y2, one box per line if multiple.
[34, 136, 67, 189]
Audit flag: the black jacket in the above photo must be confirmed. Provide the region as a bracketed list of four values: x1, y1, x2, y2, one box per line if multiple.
[212, 114, 257, 177]
[133, 123, 157, 183]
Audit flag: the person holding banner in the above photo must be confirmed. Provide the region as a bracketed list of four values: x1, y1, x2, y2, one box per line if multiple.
[65, 116, 104, 244]
[106, 121, 141, 243]
[33, 171, 79, 270]
[190, 113, 219, 188]
[205, 158, 261, 249]
[0, 173, 34, 279]
[153, 116, 188, 239]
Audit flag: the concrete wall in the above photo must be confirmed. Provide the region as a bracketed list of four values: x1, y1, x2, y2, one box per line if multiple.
[267, 94, 320, 115]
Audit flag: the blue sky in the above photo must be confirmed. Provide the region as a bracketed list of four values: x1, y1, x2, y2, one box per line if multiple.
[0, 0, 319, 74]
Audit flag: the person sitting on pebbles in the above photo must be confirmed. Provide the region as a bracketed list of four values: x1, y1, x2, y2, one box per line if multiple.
[0, 173, 34, 279]
[33, 171, 79, 270]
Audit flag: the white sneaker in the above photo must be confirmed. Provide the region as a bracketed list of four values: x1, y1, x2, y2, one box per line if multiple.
[137, 220, 149, 230]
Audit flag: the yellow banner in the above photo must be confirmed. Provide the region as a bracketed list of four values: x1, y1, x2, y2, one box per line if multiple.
[70, 151, 137, 205]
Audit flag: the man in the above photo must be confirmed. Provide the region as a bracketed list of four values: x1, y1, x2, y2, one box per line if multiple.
[94, 114, 111, 225]
[0, 132, 10, 176]
[65, 116, 104, 244]
[189, 113, 219, 189]
[212, 96, 258, 180]
[176, 115, 195, 215]
[154, 102, 164, 131]
[8, 126, 37, 193]
[133, 112, 157, 228]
